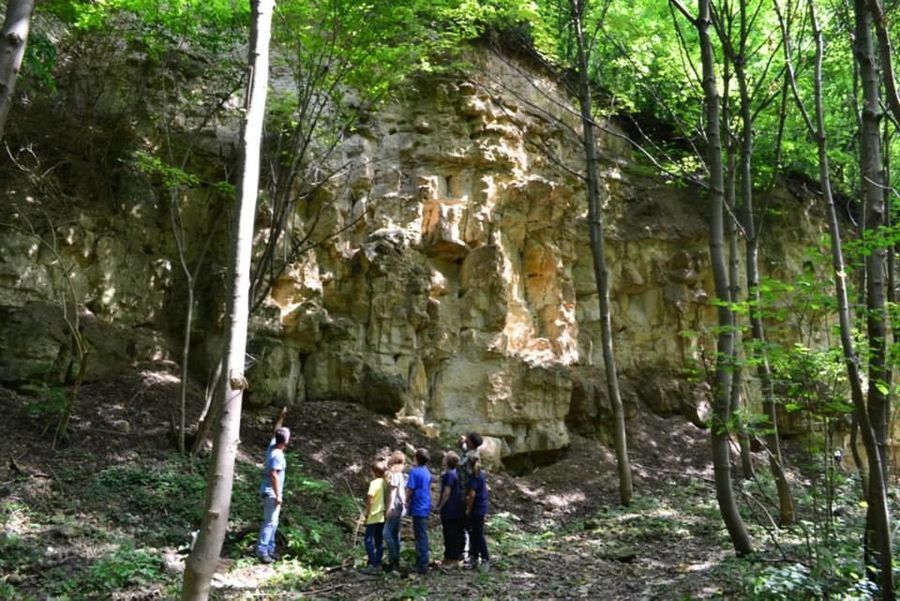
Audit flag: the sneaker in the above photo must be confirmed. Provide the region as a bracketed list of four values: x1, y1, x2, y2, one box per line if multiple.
[479, 561, 491, 573]
[257, 554, 274, 564]
[269, 551, 280, 561]
[358, 565, 381, 576]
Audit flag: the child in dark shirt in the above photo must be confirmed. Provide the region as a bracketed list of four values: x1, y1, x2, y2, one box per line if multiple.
[465, 456, 490, 572]
[434, 451, 465, 564]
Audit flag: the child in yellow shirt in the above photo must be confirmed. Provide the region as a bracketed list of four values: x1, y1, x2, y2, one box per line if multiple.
[360, 460, 387, 575]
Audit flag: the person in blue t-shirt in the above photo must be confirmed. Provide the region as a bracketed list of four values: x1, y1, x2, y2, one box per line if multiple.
[434, 451, 465, 564]
[405, 447, 433, 574]
[256, 407, 290, 563]
[465, 456, 490, 572]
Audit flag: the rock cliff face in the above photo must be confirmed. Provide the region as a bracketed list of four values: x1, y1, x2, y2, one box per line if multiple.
[0, 48, 824, 464]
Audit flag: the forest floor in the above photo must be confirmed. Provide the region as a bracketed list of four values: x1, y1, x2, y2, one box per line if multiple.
[0, 361, 870, 600]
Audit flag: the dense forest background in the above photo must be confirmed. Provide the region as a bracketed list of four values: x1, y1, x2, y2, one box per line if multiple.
[5, 0, 900, 599]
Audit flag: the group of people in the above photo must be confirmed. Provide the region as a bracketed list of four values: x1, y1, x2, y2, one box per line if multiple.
[254, 408, 491, 575]
[360, 432, 491, 576]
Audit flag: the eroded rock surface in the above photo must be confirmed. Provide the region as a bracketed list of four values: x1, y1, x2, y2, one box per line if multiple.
[0, 49, 824, 463]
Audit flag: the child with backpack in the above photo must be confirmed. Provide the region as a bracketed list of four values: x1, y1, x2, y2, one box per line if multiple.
[360, 459, 387, 575]
[434, 450, 465, 564]
[383, 450, 407, 575]
[465, 455, 490, 572]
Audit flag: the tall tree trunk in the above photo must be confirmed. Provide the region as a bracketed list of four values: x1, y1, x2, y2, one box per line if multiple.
[181, 1, 274, 598]
[853, 1, 894, 592]
[723, 99, 754, 480]
[866, 0, 900, 126]
[570, 0, 633, 506]
[780, 1, 893, 594]
[0, 0, 34, 142]
[694, 0, 753, 555]
[733, 11, 794, 525]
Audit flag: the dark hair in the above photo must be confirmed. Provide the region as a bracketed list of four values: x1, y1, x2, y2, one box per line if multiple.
[415, 447, 430, 466]
[470, 455, 482, 475]
[275, 427, 291, 445]
[371, 460, 386, 478]
[444, 450, 459, 469]
[466, 432, 483, 450]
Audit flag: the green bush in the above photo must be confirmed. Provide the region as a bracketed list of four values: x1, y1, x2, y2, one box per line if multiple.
[280, 514, 347, 566]
[84, 547, 165, 592]
[90, 458, 206, 542]
[50, 546, 167, 597]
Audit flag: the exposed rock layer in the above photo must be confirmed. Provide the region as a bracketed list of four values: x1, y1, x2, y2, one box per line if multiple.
[0, 49, 824, 462]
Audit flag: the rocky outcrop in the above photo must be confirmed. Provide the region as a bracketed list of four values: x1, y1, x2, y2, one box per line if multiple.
[0, 48, 825, 464]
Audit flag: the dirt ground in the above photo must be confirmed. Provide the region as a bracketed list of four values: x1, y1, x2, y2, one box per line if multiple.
[0, 362, 751, 600]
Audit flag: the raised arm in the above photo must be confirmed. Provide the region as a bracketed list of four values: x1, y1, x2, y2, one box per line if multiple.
[273, 406, 288, 435]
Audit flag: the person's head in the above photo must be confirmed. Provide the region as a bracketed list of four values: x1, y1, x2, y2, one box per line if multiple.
[371, 460, 386, 479]
[443, 450, 459, 470]
[387, 450, 406, 471]
[466, 432, 482, 451]
[414, 447, 430, 466]
[275, 427, 291, 447]
[469, 455, 482, 475]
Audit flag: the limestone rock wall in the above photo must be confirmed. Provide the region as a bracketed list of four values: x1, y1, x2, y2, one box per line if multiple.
[245, 51, 820, 460]
[0, 48, 824, 462]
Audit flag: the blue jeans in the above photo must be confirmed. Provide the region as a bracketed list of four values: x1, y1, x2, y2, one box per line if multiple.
[364, 522, 384, 567]
[257, 495, 281, 557]
[383, 515, 402, 565]
[412, 515, 429, 571]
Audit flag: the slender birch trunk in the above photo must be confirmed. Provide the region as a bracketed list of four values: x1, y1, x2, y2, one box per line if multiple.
[723, 99, 754, 480]
[732, 14, 794, 525]
[181, 1, 274, 598]
[0, 0, 34, 142]
[570, 0, 633, 506]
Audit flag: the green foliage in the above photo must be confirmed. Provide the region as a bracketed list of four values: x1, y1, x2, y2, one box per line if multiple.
[747, 560, 876, 601]
[279, 516, 346, 565]
[747, 562, 823, 599]
[132, 150, 200, 189]
[17, 383, 68, 419]
[80, 547, 166, 593]
[89, 457, 206, 542]
[21, 33, 59, 92]
[40, 545, 170, 598]
[47, 0, 249, 55]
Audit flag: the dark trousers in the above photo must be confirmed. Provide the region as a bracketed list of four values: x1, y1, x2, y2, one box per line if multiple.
[469, 514, 489, 564]
[383, 515, 401, 565]
[364, 522, 384, 567]
[441, 517, 464, 560]
[412, 515, 429, 571]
